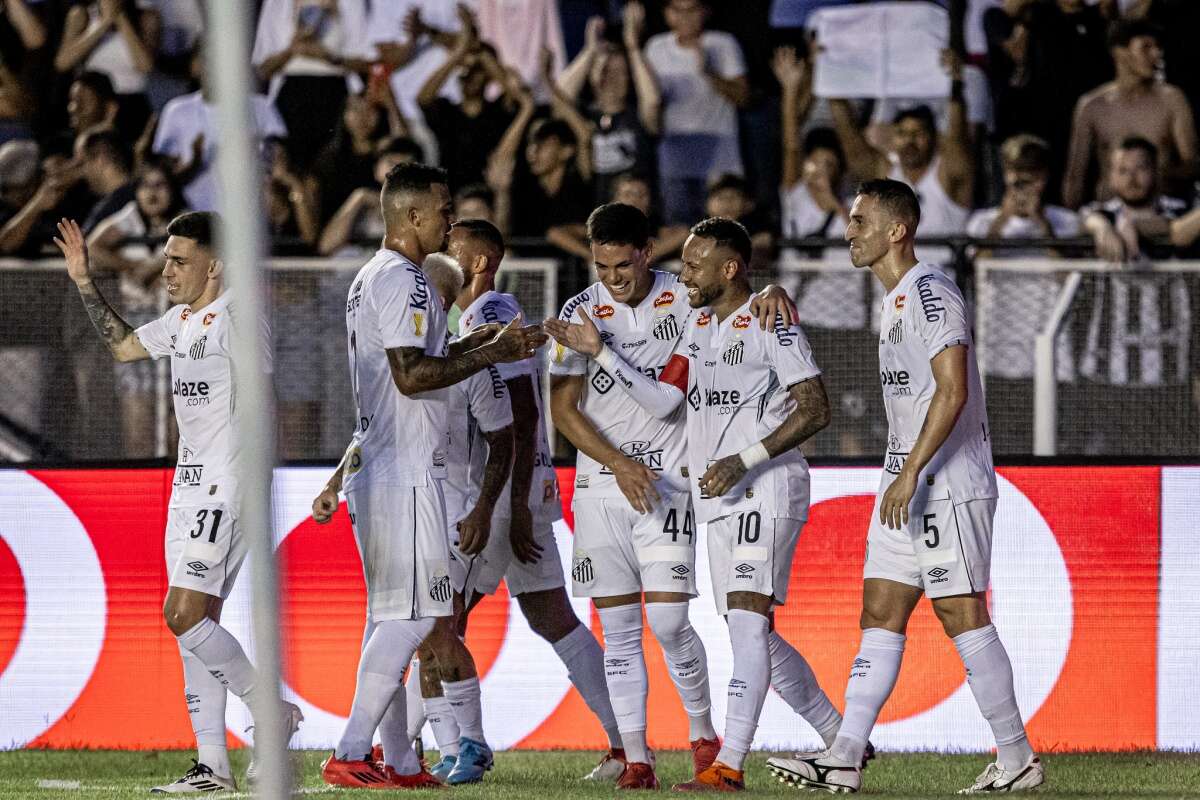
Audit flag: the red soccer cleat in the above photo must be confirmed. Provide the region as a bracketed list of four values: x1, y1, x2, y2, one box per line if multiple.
[691, 736, 722, 776]
[321, 753, 391, 788]
[616, 761, 660, 790]
[371, 744, 384, 767]
[384, 765, 446, 789]
[672, 761, 746, 792]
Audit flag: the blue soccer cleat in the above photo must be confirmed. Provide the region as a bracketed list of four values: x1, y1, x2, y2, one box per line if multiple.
[429, 753, 458, 782]
[445, 737, 493, 785]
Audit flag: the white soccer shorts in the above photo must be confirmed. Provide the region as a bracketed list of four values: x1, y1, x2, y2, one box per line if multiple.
[346, 479, 454, 622]
[469, 516, 565, 597]
[706, 510, 804, 616]
[570, 493, 698, 598]
[863, 495, 996, 598]
[166, 503, 247, 599]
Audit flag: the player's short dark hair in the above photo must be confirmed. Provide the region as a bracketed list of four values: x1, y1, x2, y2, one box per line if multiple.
[801, 126, 845, 167]
[529, 118, 575, 147]
[451, 218, 505, 257]
[1117, 135, 1159, 166]
[587, 203, 651, 249]
[78, 127, 132, 172]
[383, 161, 448, 199]
[707, 173, 751, 198]
[855, 178, 921, 233]
[167, 211, 220, 250]
[1108, 18, 1162, 49]
[379, 135, 424, 162]
[72, 70, 117, 103]
[455, 182, 495, 209]
[892, 104, 937, 136]
[690, 216, 752, 266]
[1000, 134, 1050, 173]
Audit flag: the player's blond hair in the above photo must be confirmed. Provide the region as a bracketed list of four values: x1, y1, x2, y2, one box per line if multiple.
[423, 252, 464, 307]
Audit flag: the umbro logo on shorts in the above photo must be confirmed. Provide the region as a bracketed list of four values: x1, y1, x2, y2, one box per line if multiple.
[734, 563, 755, 576]
[429, 575, 452, 602]
[927, 567, 949, 578]
[572, 557, 595, 584]
[671, 564, 690, 576]
[186, 561, 208, 572]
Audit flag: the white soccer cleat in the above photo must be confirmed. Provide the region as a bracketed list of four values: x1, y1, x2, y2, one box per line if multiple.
[583, 749, 626, 782]
[959, 756, 1045, 794]
[244, 700, 305, 786]
[766, 750, 862, 794]
[150, 760, 236, 793]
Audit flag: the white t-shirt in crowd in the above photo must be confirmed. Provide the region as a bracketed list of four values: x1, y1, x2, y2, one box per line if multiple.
[251, 0, 372, 79]
[82, 1, 154, 94]
[366, 0, 475, 121]
[152, 91, 287, 211]
[644, 30, 745, 139]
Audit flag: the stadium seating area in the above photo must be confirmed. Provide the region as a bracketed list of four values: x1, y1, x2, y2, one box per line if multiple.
[0, 0, 1197, 462]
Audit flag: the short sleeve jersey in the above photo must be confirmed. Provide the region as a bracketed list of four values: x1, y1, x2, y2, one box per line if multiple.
[672, 301, 822, 523]
[460, 290, 561, 521]
[550, 271, 691, 497]
[135, 291, 266, 509]
[342, 250, 450, 491]
[443, 359, 513, 524]
[878, 263, 997, 502]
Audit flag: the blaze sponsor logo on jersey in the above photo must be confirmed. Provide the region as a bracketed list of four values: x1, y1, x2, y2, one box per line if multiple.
[592, 304, 615, 319]
[696, 311, 712, 327]
[173, 379, 211, 405]
[895, 295, 906, 311]
[572, 554, 595, 584]
[653, 290, 675, 308]
[704, 388, 741, 407]
[732, 314, 752, 330]
[429, 573, 452, 602]
[188, 335, 207, 360]
[914, 274, 947, 322]
[722, 340, 745, 366]
[590, 369, 615, 394]
[880, 369, 911, 397]
[413, 312, 424, 337]
[202, 312, 217, 327]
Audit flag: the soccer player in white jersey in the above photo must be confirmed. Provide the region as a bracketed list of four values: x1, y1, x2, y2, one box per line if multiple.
[548, 204, 797, 789]
[54, 212, 303, 794]
[446, 219, 625, 780]
[315, 163, 543, 789]
[765, 179, 1044, 794]
[547, 217, 832, 792]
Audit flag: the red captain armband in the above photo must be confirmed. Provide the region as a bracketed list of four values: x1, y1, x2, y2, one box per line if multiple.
[660, 354, 689, 393]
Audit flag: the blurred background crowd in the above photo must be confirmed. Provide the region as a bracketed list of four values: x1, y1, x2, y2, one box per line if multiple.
[0, 0, 1197, 462]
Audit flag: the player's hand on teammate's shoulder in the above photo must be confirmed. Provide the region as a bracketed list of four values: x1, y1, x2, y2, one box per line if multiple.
[699, 454, 747, 499]
[750, 284, 800, 330]
[609, 455, 661, 514]
[543, 306, 603, 357]
[311, 487, 339, 524]
[54, 218, 92, 286]
[879, 469, 917, 530]
[509, 504, 543, 564]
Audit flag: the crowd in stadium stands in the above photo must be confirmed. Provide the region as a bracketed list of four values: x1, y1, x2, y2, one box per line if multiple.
[1, 0, 1198, 459]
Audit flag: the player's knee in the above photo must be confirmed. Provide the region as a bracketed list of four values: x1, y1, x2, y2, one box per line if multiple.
[519, 590, 580, 642]
[163, 598, 207, 637]
[859, 603, 906, 634]
[932, 597, 989, 638]
[645, 602, 692, 649]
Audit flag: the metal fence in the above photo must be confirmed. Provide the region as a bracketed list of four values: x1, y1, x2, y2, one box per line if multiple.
[1, 242, 1197, 463]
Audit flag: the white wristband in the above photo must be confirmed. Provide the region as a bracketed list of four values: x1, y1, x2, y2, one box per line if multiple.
[739, 441, 770, 470]
[594, 346, 617, 371]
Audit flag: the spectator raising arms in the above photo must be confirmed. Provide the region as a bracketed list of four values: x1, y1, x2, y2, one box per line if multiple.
[314, 86, 407, 223]
[554, 3, 660, 204]
[644, 0, 748, 226]
[1062, 19, 1197, 209]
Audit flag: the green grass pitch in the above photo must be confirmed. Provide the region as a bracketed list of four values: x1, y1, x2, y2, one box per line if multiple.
[1, 749, 1198, 798]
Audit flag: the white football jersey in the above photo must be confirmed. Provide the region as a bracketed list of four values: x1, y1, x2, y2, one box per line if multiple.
[460, 290, 562, 520]
[342, 249, 450, 491]
[550, 271, 691, 497]
[877, 263, 997, 501]
[444, 361, 513, 525]
[671, 300, 822, 523]
[136, 291, 268, 509]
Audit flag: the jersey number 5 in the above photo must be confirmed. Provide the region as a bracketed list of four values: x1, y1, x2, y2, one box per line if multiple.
[192, 509, 224, 543]
[922, 513, 939, 548]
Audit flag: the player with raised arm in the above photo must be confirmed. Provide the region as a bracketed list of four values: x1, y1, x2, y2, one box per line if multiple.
[55, 212, 303, 794]
[765, 179, 1043, 794]
[547, 204, 798, 789]
[546, 217, 832, 792]
[316, 162, 543, 789]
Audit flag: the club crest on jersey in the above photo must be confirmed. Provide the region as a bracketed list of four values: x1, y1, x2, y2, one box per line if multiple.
[653, 290, 675, 308]
[894, 295, 906, 310]
[413, 312, 424, 336]
[696, 312, 712, 327]
[429, 573, 452, 602]
[592, 304, 615, 319]
[572, 554, 595, 584]
[189, 335, 207, 360]
[202, 312, 217, 327]
[732, 314, 752, 330]
[653, 313, 680, 341]
[722, 340, 745, 365]
[888, 319, 904, 344]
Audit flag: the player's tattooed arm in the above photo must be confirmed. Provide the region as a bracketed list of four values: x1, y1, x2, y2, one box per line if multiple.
[448, 322, 502, 356]
[699, 376, 830, 498]
[459, 424, 514, 555]
[312, 444, 354, 524]
[388, 317, 547, 394]
[55, 218, 150, 362]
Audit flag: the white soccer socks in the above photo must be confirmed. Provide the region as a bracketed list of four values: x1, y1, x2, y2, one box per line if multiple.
[953, 624, 1034, 771]
[179, 645, 233, 780]
[830, 628, 906, 765]
[646, 602, 717, 741]
[768, 631, 843, 748]
[551, 623, 623, 749]
[404, 658, 426, 744]
[423, 695, 462, 756]
[716, 609, 771, 771]
[597, 604, 651, 763]
[176, 618, 258, 702]
[443, 678, 486, 743]
[336, 617, 434, 760]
